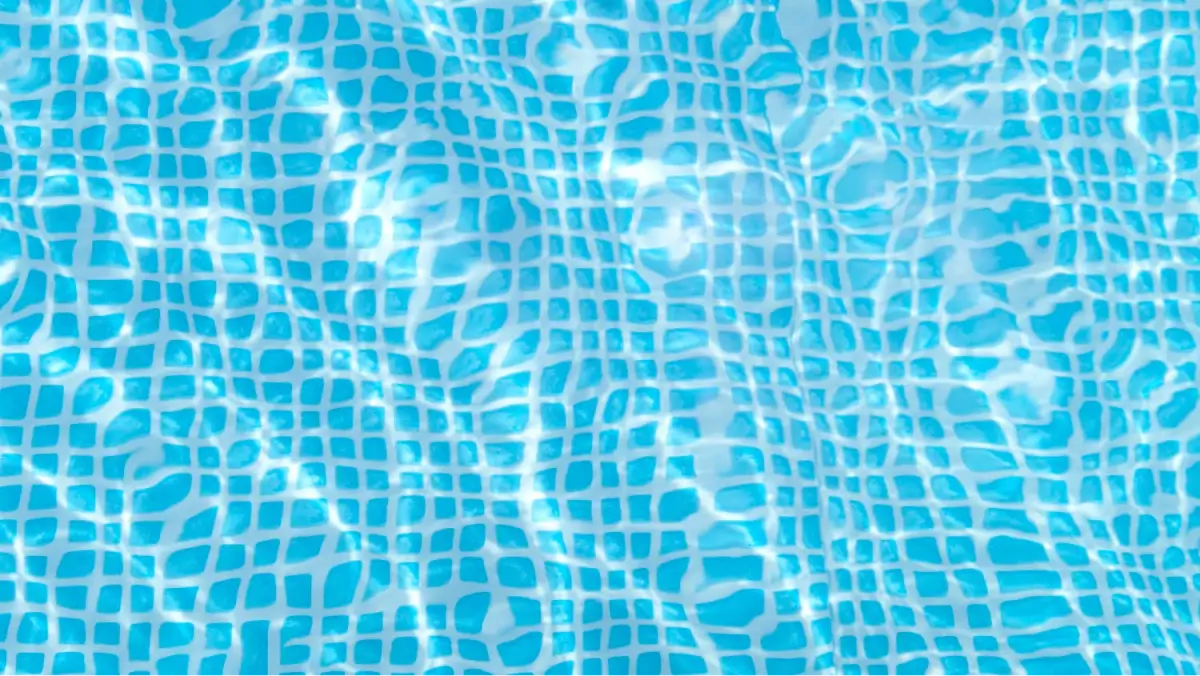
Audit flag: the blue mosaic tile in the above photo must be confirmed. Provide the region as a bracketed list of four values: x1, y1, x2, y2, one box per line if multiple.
[1, 0, 1199, 673]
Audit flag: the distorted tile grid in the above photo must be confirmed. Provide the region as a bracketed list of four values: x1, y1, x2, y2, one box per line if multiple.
[0, 0, 1198, 674]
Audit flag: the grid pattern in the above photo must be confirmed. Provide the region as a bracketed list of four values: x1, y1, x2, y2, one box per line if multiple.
[779, 0, 1200, 673]
[3, 0, 1200, 674]
[1, 0, 818, 673]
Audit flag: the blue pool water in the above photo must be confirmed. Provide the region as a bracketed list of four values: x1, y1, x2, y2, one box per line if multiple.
[2, 0, 1199, 673]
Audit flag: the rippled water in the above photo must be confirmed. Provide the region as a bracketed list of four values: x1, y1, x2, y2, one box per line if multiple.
[2, 0, 1198, 673]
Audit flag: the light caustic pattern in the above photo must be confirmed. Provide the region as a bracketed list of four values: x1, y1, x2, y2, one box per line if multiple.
[1, 0, 1199, 673]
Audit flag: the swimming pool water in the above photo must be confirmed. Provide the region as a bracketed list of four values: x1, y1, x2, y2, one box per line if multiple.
[1, 0, 1198, 673]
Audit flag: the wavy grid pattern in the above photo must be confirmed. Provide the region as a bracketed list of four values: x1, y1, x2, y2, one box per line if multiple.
[1, 0, 1199, 674]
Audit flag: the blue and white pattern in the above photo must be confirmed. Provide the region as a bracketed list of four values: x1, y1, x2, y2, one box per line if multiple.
[2, 0, 1199, 673]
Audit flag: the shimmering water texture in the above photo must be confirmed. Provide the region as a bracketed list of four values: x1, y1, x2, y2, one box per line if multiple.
[2, 0, 1199, 673]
